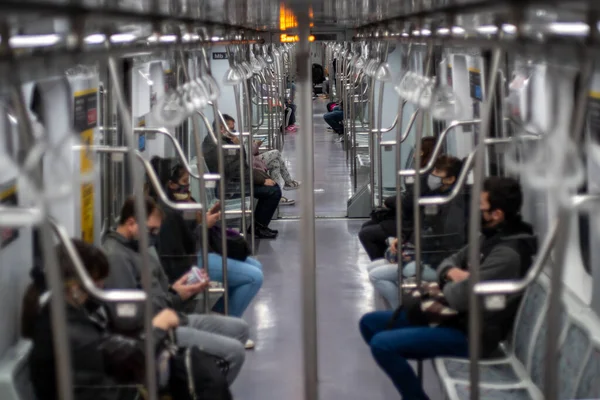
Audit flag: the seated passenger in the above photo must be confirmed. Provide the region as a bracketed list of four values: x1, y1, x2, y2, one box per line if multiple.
[251, 139, 300, 197]
[323, 103, 344, 137]
[365, 155, 466, 308]
[22, 239, 230, 400]
[155, 163, 264, 327]
[359, 177, 537, 400]
[203, 114, 281, 239]
[102, 196, 248, 383]
[358, 137, 438, 261]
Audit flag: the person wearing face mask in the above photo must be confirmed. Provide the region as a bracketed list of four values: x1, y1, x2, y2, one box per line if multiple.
[365, 155, 467, 308]
[359, 177, 537, 400]
[155, 162, 264, 343]
[359, 137, 437, 261]
[203, 114, 282, 239]
[22, 239, 184, 400]
[102, 196, 249, 384]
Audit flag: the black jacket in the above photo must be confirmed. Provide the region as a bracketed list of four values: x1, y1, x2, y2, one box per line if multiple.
[380, 173, 431, 238]
[29, 302, 168, 400]
[157, 205, 200, 283]
[202, 135, 270, 195]
[436, 218, 537, 357]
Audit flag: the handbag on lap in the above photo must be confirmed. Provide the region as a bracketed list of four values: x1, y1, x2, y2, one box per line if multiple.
[387, 281, 459, 328]
[207, 224, 252, 261]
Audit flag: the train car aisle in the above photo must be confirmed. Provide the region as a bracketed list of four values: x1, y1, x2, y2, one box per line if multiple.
[231, 99, 442, 399]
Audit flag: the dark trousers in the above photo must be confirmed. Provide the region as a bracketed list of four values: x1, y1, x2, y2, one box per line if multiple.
[358, 220, 390, 261]
[323, 110, 344, 134]
[359, 310, 468, 400]
[253, 184, 282, 227]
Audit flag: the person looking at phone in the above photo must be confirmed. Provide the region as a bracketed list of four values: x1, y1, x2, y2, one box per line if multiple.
[102, 196, 249, 383]
[204, 114, 281, 239]
[365, 155, 467, 308]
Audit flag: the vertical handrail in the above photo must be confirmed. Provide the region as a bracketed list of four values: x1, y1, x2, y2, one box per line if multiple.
[226, 47, 248, 240]
[179, 50, 211, 313]
[375, 42, 390, 205]
[9, 67, 75, 400]
[543, 54, 594, 400]
[201, 46, 230, 315]
[242, 56, 256, 253]
[296, 9, 318, 400]
[467, 47, 504, 400]
[367, 64, 377, 209]
[413, 42, 434, 384]
[107, 55, 158, 400]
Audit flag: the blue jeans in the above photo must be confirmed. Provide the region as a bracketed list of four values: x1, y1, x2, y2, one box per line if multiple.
[199, 253, 264, 318]
[359, 310, 468, 400]
[367, 259, 438, 309]
[323, 110, 344, 134]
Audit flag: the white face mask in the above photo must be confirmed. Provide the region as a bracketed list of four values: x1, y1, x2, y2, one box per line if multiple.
[427, 175, 443, 191]
[173, 192, 189, 201]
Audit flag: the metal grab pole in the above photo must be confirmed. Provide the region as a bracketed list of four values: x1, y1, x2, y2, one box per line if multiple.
[242, 72, 256, 253]
[227, 47, 248, 238]
[396, 43, 412, 307]
[467, 47, 503, 400]
[367, 67, 376, 209]
[413, 42, 434, 384]
[203, 44, 231, 316]
[376, 42, 390, 205]
[295, 7, 318, 400]
[9, 73, 74, 400]
[179, 50, 211, 314]
[107, 56, 158, 400]
[544, 54, 594, 400]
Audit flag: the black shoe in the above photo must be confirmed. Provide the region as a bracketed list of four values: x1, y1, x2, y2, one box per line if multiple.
[256, 222, 278, 234]
[253, 226, 278, 239]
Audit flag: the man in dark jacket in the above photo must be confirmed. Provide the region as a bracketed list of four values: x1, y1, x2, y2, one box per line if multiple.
[203, 114, 281, 239]
[359, 176, 537, 400]
[360, 155, 465, 261]
[103, 196, 248, 384]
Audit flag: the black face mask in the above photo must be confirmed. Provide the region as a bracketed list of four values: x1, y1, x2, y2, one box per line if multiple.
[127, 232, 158, 252]
[84, 297, 103, 314]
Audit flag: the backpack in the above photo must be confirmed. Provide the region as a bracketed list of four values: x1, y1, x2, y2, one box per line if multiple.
[168, 347, 232, 400]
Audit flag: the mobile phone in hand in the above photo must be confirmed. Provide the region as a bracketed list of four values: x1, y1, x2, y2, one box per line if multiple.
[210, 202, 221, 213]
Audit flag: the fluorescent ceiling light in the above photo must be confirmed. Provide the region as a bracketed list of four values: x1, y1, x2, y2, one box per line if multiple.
[183, 33, 200, 42]
[110, 33, 137, 43]
[401, 32, 409, 37]
[159, 35, 177, 43]
[421, 29, 431, 36]
[452, 26, 466, 34]
[84, 34, 106, 44]
[477, 25, 498, 34]
[503, 24, 517, 34]
[412, 30, 421, 36]
[548, 22, 589, 35]
[8, 34, 60, 47]
[437, 28, 450, 35]
[211, 36, 223, 41]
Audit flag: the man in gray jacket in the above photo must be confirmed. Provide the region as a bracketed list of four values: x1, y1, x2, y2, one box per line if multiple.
[359, 176, 537, 400]
[102, 196, 248, 384]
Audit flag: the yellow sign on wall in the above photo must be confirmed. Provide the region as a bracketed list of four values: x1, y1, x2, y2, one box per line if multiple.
[74, 88, 98, 244]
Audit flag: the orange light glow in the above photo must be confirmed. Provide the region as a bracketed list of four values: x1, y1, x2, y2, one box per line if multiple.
[279, 4, 314, 31]
[280, 34, 316, 43]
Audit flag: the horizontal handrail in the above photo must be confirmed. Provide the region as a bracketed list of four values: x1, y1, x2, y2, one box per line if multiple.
[399, 119, 481, 176]
[49, 218, 147, 302]
[371, 113, 399, 134]
[134, 127, 221, 183]
[0, 205, 44, 227]
[72, 145, 204, 211]
[474, 193, 600, 296]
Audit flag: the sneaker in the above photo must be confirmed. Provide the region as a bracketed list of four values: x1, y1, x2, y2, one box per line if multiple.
[285, 125, 297, 133]
[280, 196, 296, 205]
[284, 181, 301, 191]
[245, 339, 255, 350]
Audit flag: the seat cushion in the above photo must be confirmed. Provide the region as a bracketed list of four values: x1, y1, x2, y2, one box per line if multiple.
[436, 358, 521, 384]
[452, 383, 534, 400]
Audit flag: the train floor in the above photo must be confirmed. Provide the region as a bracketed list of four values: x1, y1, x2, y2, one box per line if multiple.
[230, 99, 444, 399]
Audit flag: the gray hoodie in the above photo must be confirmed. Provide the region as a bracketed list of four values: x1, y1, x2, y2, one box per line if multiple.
[101, 231, 189, 320]
[436, 219, 537, 356]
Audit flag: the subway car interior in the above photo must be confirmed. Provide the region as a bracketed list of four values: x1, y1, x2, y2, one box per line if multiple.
[2, 0, 600, 399]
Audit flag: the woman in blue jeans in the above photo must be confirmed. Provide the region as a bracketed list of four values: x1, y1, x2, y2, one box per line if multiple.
[359, 310, 468, 400]
[199, 253, 263, 319]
